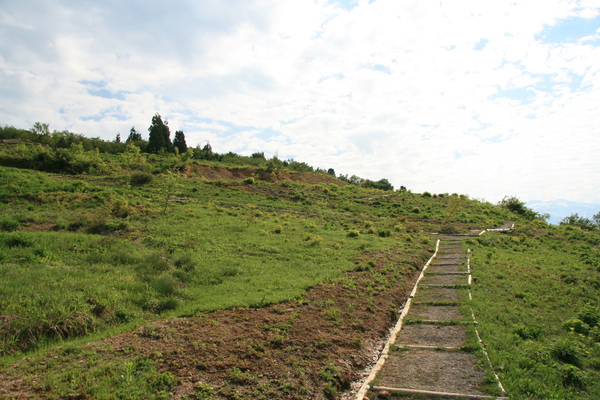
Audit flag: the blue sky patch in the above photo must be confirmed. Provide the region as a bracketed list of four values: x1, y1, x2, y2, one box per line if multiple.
[490, 86, 535, 104]
[536, 15, 600, 44]
[372, 64, 392, 74]
[80, 80, 127, 100]
[331, 0, 360, 11]
[88, 88, 127, 100]
[474, 38, 489, 51]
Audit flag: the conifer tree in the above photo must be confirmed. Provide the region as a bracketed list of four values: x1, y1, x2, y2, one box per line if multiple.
[147, 113, 172, 153]
[173, 130, 187, 154]
[126, 127, 142, 142]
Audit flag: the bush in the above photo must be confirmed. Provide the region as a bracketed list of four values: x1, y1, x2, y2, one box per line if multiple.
[440, 226, 459, 234]
[552, 337, 583, 367]
[578, 305, 600, 327]
[514, 324, 542, 339]
[3, 232, 33, 247]
[347, 229, 360, 238]
[130, 171, 153, 185]
[0, 216, 19, 232]
[559, 364, 588, 388]
[243, 177, 255, 184]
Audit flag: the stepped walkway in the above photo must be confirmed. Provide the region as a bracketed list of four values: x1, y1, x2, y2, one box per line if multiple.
[356, 234, 509, 400]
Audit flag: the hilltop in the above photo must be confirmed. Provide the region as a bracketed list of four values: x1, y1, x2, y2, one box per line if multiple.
[0, 123, 600, 399]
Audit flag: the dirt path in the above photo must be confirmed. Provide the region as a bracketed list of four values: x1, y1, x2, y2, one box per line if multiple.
[358, 235, 509, 400]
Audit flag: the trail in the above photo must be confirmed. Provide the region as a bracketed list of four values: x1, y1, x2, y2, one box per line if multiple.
[356, 232, 509, 400]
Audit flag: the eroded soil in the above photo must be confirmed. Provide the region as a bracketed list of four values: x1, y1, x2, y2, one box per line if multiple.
[0, 248, 432, 400]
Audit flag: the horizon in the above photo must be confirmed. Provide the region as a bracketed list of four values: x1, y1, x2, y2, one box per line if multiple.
[1, 1, 599, 205]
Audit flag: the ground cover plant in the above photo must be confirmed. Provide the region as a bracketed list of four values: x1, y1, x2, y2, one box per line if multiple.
[469, 222, 600, 399]
[2, 127, 598, 398]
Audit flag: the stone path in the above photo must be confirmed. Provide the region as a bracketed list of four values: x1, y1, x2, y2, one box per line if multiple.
[356, 235, 509, 400]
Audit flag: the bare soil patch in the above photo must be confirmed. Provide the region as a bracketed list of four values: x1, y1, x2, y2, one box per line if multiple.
[427, 263, 467, 274]
[420, 274, 468, 286]
[406, 305, 464, 322]
[374, 349, 486, 395]
[0, 248, 431, 400]
[189, 165, 344, 186]
[395, 325, 468, 348]
[413, 287, 461, 303]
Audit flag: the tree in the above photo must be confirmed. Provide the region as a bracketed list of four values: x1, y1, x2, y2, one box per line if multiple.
[114, 133, 121, 143]
[173, 130, 187, 154]
[31, 122, 50, 136]
[327, 168, 336, 177]
[126, 127, 142, 142]
[147, 113, 172, 154]
[560, 213, 595, 231]
[498, 196, 538, 221]
[371, 178, 393, 191]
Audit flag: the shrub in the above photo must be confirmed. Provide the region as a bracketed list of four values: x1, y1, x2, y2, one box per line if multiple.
[564, 318, 589, 335]
[559, 364, 588, 388]
[514, 324, 542, 339]
[378, 229, 391, 237]
[578, 305, 600, 327]
[149, 371, 179, 391]
[243, 177, 255, 184]
[440, 226, 459, 234]
[130, 171, 153, 185]
[174, 254, 196, 272]
[0, 217, 19, 232]
[347, 229, 360, 238]
[3, 232, 33, 247]
[552, 337, 583, 367]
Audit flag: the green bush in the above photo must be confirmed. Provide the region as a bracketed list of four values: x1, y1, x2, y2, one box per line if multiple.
[0, 217, 19, 232]
[347, 229, 360, 238]
[552, 337, 583, 367]
[3, 232, 33, 247]
[378, 229, 391, 237]
[130, 171, 154, 185]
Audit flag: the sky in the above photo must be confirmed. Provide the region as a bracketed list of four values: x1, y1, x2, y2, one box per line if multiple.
[1, 0, 599, 205]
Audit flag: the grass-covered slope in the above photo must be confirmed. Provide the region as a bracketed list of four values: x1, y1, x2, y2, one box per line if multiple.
[469, 222, 600, 398]
[0, 146, 599, 399]
[0, 163, 499, 356]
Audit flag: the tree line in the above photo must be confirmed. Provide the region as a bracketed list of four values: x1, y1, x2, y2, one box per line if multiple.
[500, 196, 600, 229]
[0, 114, 398, 191]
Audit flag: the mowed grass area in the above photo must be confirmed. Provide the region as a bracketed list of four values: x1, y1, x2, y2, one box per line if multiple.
[469, 222, 600, 399]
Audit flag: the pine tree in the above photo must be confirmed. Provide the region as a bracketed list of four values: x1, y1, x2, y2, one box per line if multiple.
[173, 130, 187, 154]
[126, 127, 142, 142]
[147, 113, 172, 153]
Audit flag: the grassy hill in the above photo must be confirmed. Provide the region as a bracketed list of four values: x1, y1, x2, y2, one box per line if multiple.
[1, 131, 600, 399]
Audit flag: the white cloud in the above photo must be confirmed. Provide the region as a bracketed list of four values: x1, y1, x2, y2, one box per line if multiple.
[1, 0, 599, 204]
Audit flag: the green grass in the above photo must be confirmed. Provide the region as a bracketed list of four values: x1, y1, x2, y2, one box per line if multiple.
[3, 158, 599, 399]
[0, 165, 443, 356]
[468, 222, 600, 399]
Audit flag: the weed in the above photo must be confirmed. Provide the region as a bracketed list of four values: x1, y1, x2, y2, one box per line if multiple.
[264, 322, 292, 333]
[552, 337, 583, 367]
[228, 367, 256, 384]
[514, 324, 542, 340]
[195, 382, 216, 399]
[347, 229, 360, 238]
